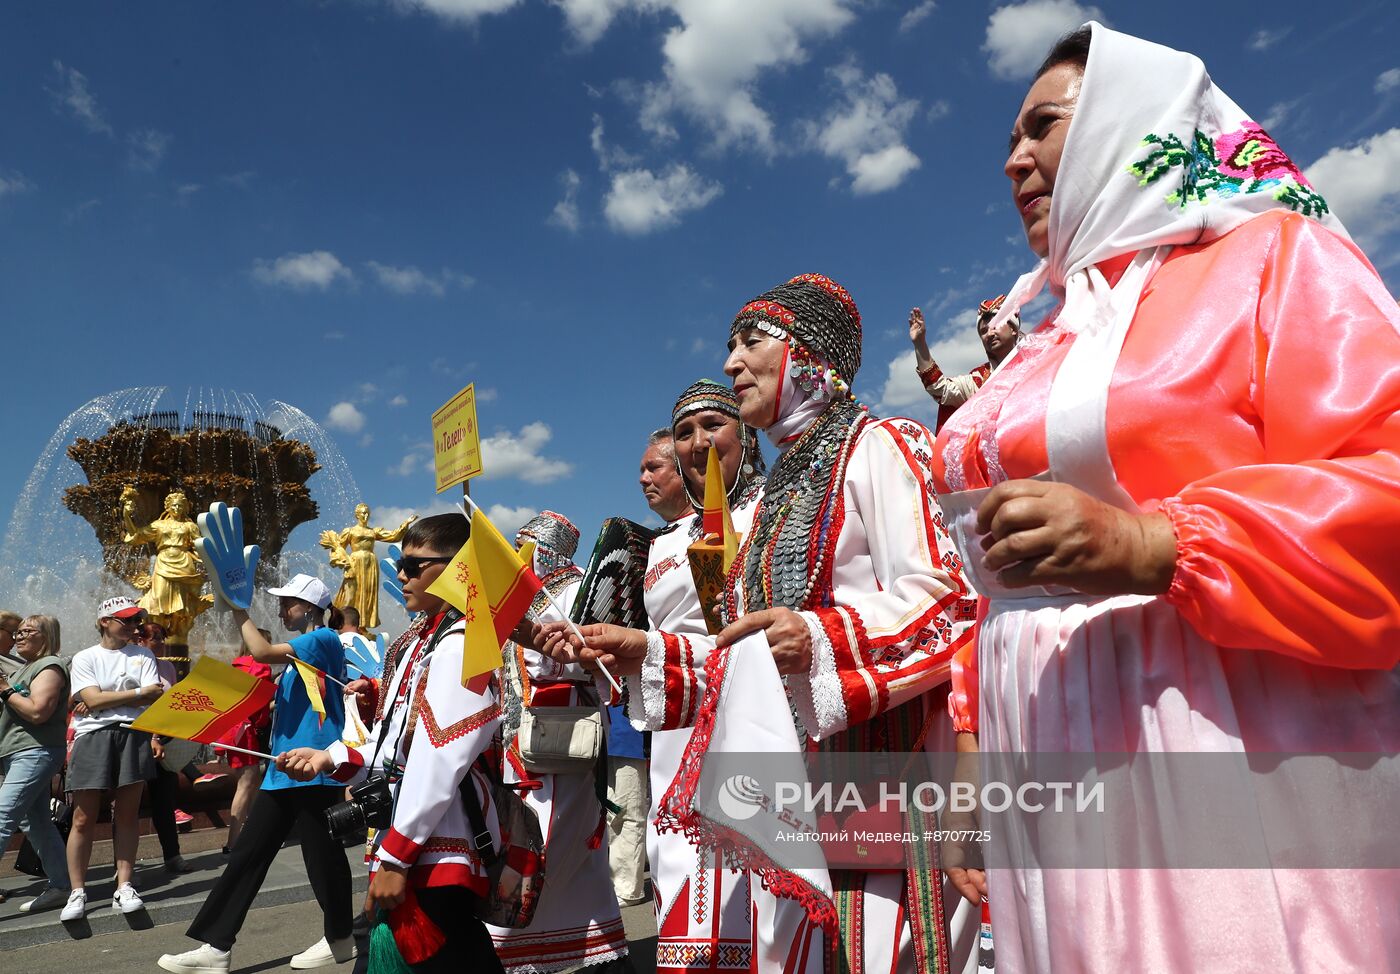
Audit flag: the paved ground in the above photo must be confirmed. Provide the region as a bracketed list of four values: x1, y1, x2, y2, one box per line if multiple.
[1, 827, 657, 971]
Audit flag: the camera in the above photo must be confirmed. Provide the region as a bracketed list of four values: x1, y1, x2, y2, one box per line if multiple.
[324, 773, 393, 840]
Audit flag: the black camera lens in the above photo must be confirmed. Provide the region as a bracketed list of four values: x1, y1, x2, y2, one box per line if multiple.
[324, 798, 367, 840]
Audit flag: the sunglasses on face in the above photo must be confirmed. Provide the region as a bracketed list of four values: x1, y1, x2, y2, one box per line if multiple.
[395, 555, 453, 579]
[14, 628, 38, 638]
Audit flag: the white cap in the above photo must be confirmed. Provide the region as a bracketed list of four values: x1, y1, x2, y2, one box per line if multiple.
[266, 573, 333, 610]
[97, 595, 145, 620]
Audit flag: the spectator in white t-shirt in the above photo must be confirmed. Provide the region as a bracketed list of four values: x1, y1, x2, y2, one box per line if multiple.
[60, 596, 164, 921]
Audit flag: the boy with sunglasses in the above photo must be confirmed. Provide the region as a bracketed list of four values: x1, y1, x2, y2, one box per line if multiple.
[276, 513, 509, 973]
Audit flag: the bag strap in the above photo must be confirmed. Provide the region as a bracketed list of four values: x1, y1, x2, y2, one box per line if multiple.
[370, 608, 462, 772]
[459, 755, 502, 866]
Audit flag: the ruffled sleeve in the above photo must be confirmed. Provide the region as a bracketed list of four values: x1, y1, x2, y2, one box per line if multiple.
[790, 418, 977, 739]
[1161, 214, 1400, 669]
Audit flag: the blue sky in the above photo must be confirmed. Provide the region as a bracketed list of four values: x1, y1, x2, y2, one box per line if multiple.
[2, 0, 1398, 572]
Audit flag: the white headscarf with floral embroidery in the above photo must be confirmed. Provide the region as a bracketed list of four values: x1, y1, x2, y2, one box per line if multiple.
[980, 22, 1350, 508]
[989, 21, 1347, 342]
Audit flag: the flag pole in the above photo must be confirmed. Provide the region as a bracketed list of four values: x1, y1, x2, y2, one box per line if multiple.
[213, 741, 278, 761]
[458, 496, 625, 696]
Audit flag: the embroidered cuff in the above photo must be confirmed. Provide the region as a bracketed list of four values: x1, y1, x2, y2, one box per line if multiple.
[327, 741, 366, 785]
[788, 610, 848, 741]
[625, 630, 670, 731]
[376, 827, 423, 868]
[915, 360, 943, 386]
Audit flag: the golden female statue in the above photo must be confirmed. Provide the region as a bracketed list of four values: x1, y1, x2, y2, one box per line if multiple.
[120, 486, 214, 646]
[319, 504, 415, 630]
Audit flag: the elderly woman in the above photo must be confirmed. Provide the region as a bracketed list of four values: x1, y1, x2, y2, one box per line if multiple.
[558, 278, 980, 972]
[934, 24, 1400, 973]
[0, 615, 70, 913]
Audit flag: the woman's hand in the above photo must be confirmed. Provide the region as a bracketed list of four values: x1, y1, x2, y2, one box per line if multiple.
[368, 862, 408, 912]
[717, 608, 812, 675]
[509, 618, 543, 651]
[344, 678, 374, 703]
[151, 737, 165, 761]
[140, 683, 165, 703]
[275, 747, 335, 781]
[908, 307, 927, 344]
[942, 731, 987, 905]
[542, 623, 649, 676]
[976, 480, 1177, 595]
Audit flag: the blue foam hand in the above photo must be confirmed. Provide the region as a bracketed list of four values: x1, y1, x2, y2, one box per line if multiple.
[345, 634, 384, 680]
[381, 544, 406, 608]
[196, 502, 260, 610]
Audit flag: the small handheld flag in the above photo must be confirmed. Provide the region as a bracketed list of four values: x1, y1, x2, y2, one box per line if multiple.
[130, 656, 275, 744]
[290, 657, 329, 727]
[428, 506, 543, 685]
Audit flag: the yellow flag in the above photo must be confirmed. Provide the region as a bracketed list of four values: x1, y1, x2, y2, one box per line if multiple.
[517, 539, 537, 572]
[702, 445, 738, 572]
[290, 657, 328, 727]
[428, 508, 544, 684]
[129, 656, 276, 744]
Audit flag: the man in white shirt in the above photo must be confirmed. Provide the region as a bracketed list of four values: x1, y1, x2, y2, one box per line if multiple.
[61, 596, 164, 921]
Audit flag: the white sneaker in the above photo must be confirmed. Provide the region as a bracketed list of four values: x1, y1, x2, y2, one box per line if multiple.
[59, 888, 87, 921]
[20, 886, 70, 913]
[290, 936, 357, 969]
[157, 944, 231, 974]
[113, 883, 144, 914]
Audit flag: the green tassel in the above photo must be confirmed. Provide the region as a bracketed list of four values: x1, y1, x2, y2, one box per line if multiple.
[368, 912, 412, 974]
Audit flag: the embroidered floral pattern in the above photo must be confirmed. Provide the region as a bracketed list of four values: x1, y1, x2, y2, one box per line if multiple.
[1129, 123, 1329, 217]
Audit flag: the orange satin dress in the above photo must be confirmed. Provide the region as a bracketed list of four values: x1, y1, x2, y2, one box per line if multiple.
[934, 211, 1400, 972]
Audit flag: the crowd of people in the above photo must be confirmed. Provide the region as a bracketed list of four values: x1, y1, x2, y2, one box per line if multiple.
[3, 21, 1399, 974]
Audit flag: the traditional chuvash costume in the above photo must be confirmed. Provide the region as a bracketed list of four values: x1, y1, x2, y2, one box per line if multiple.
[627, 380, 765, 973]
[642, 274, 982, 973]
[490, 512, 631, 973]
[937, 24, 1400, 973]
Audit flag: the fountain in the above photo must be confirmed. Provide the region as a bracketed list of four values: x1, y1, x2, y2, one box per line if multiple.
[0, 387, 407, 663]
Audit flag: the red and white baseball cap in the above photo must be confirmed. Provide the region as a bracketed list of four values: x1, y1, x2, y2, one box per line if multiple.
[267, 573, 333, 610]
[98, 595, 145, 620]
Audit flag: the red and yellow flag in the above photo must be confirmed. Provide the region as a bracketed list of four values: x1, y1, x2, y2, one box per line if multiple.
[701, 444, 739, 572]
[290, 657, 329, 727]
[129, 656, 276, 744]
[428, 508, 543, 684]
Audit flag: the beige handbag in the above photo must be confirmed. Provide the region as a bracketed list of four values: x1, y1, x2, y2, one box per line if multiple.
[515, 704, 603, 774]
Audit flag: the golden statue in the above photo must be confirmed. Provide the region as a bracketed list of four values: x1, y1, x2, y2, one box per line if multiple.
[319, 504, 415, 630]
[120, 486, 215, 646]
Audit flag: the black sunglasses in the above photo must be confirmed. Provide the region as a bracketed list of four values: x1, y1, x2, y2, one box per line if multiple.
[395, 555, 453, 579]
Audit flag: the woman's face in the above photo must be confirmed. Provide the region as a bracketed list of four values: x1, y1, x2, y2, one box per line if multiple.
[723, 328, 788, 429]
[672, 410, 742, 499]
[1005, 62, 1082, 258]
[14, 619, 44, 660]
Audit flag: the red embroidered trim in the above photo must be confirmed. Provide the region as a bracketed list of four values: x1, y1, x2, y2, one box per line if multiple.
[655, 647, 839, 935]
[738, 299, 798, 327]
[917, 362, 944, 386]
[786, 273, 862, 330]
[416, 687, 501, 750]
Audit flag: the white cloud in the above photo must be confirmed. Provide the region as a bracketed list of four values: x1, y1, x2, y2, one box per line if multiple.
[0, 172, 33, 199]
[548, 169, 582, 232]
[554, 0, 635, 45]
[637, 0, 855, 153]
[252, 250, 354, 290]
[1247, 28, 1290, 52]
[127, 128, 171, 171]
[326, 401, 367, 433]
[1377, 69, 1400, 95]
[479, 422, 574, 483]
[373, 499, 460, 529]
[485, 504, 539, 537]
[1259, 99, 1302, 133]
[175, 183, 202, 202]
[48, 61, 112, 135]
[899, 1, 936, 33]
[1305, 128, 1400, 250]
[389, 394, 409, 407]
[983, 0, 1101, 81]
[389, 0, 524, 23]
[476, 387, 498, 402]
[590, 114, 639, 170]
[875, 310, 985, 412]
[365, 261, 474, 296]
[388, 448, 431, 477]
[808, 65, 921, 195]
[603, 164, 722, 234]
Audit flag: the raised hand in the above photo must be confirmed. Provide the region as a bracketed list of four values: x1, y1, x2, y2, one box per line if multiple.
[908, 307, 927, 344]
[380, 544, 406, 609]
[196, 502, 261, 609]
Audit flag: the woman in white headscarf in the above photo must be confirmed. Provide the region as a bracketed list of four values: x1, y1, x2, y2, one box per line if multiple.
[935, 23, 1400, 973]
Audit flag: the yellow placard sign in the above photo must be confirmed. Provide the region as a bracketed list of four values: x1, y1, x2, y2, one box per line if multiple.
[432, 383, 483, 493]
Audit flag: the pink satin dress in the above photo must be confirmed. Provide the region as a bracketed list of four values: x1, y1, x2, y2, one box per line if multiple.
[933, 211, 1400, 973]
